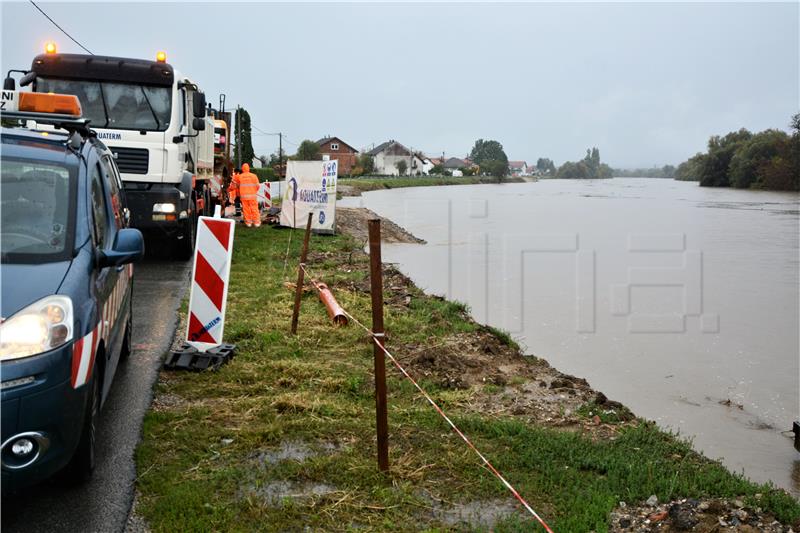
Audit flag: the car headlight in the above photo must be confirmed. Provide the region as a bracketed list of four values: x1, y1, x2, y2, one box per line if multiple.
[0, 296, 73, 360]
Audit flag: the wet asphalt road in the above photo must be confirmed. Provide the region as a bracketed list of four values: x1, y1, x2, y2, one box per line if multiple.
[1, 248, 190, 533]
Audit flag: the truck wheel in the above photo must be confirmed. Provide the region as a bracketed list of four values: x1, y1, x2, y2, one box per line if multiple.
[176, 214, 195, 260]
[61, 373, 99, 484]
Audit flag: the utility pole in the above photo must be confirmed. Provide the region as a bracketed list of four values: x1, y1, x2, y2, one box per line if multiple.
[236, 105, 242, 169]
[278, 132, 283, 179]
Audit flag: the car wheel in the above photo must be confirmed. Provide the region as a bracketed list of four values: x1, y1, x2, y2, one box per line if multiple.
[62, 373, 99, 483]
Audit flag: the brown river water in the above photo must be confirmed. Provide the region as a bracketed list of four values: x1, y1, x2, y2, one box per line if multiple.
[340, 178, 800, 495]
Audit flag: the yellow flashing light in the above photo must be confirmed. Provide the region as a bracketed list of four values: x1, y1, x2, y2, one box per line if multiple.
[156, 51, 167, 63]
[19, 92, 82, 117]
[44, 41, 57, 54]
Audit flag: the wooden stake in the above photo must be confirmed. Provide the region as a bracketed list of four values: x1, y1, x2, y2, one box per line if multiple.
[291, 212, 313, 335]
[368, 219, 389, 472]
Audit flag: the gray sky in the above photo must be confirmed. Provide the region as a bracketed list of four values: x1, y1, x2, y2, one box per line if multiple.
[2, 2, 797, 167]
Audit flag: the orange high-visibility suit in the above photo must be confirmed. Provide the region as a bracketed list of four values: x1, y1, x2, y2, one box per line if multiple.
[238, 163, 261, 227]
[227, 171, 240, 202]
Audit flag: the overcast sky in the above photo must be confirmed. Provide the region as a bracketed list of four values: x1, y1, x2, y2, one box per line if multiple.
[2, 2, 797, 167]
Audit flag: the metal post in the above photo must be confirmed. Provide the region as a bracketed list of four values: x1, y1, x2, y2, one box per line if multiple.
[368, 219, 389, 472]
[236, 106, 241, 169]
[279, 132, 283, 179]
[291, 212, 314, 335]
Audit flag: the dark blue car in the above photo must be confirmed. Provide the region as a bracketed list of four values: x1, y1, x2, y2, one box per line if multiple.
[1, 99, 144, 489]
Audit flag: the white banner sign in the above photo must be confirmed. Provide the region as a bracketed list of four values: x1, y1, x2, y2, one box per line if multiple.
[280, 160, 337, 233]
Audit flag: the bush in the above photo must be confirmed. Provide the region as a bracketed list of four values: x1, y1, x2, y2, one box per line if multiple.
[253, 167, 277, 182]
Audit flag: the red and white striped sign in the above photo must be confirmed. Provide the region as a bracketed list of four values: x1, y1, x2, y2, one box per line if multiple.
[186, 216, 235, 351]
[257, 181, 272, 209]
[71, 263, 133, 388]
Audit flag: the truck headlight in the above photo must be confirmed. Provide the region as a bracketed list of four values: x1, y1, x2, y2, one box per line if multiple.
[153, 203, 176, 214]
[0, 296, 73, 360]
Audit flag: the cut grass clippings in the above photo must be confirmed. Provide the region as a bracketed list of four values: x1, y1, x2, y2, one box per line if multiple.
[135, 224, 800, 532]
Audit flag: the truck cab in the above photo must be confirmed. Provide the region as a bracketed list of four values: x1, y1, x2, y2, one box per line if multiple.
[19, 49, 214, 259]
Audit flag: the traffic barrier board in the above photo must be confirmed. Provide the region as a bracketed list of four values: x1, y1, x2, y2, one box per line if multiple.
[186, 216, 235, 351]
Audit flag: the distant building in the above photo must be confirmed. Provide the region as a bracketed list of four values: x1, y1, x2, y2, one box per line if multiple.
[444, 157, 467, 177]
[416, 153, 435, 175]
[367, 140, 415, 176]
[316, 136, 359, 175]
[508, 160, 529, 177]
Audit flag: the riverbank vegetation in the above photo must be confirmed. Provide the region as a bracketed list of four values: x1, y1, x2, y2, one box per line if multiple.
[675, 113, 799, 191]
[135, 221, 800, 532]
[339, 175, 525, 196]
[469, 138, 510, 180]
[555, 147, 613, 179]
[613, 165, 676, 179]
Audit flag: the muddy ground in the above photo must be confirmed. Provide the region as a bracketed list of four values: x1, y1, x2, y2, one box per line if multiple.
[335, 207, 425, 244]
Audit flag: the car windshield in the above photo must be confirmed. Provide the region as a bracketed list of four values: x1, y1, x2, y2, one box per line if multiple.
[1, 158, 75, 261]
[37, 78, 172, 132]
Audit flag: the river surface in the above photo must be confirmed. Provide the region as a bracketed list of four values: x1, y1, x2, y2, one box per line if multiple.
[340, 178, 800, 495]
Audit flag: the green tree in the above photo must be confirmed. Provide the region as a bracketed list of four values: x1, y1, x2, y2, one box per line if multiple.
[429, 163, 447, 175]
[295, 140, 321, 161]
[470, 139, 509, 179]
[536, 157, 556, 175]
[728, 129, 790, 188]
[395, 159, 408, 176]
[358, 153, 375, 174]
[556, 147, 612, 179]
[675, 153, 705, 181]
[481, 159, 509, 181]
[698, 129, 752, 187]
[233, 107, 254, 167]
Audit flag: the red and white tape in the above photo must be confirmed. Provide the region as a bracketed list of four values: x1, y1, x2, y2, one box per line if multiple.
[299, 265, 554, 532]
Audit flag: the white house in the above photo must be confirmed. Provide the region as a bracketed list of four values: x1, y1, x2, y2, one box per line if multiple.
[367, 140, 414, 176]
[508, 160, 529, 177]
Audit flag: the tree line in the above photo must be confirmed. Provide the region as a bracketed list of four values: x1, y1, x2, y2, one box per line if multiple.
[553, 147, 613, 179]
[613, 165, 676, 178]
[674, 113, 799, 191]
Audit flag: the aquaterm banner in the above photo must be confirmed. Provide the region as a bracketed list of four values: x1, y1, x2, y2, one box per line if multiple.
[280, 160, 338, 234]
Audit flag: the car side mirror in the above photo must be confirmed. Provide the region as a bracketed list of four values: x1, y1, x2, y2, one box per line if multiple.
[3, 76, 15, 90]
[192, 117, 206, 131]
[98, 228, 145, 268]
[192, 92, 206, 118]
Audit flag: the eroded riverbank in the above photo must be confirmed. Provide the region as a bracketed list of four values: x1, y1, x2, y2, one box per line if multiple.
[340, 177, 800, 497]
[132, 203, 800, 531]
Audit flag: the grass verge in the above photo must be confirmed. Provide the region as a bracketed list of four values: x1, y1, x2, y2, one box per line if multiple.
[339, 175, 526, 196]
[135, 224, 800, 532]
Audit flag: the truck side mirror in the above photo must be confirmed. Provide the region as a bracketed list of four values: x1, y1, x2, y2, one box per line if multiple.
[192, 117, 206, 131]
[3, 77, 14, 90]
[192, 92, 206, 118]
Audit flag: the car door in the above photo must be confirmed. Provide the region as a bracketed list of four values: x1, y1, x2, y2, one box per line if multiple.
[88, 159, 121, 402]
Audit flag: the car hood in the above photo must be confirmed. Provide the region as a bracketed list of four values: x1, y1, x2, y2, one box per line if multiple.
[1, 260, 72, 319]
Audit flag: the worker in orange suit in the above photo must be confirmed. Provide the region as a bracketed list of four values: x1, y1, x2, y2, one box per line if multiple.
[237, 163, 261, 227]
[227, 169, 241, 218]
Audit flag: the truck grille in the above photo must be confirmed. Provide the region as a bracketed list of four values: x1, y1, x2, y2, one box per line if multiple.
[110, 147, 149, 175]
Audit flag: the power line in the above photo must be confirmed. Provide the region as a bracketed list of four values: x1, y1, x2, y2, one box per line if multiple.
[29, 1, 93, 55]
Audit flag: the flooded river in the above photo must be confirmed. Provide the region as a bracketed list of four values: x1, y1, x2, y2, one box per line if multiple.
[341, 178, 800, 495]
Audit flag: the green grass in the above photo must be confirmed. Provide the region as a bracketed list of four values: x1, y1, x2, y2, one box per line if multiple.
[135, 225, 800, 532]
[339, 175, 526, 195]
